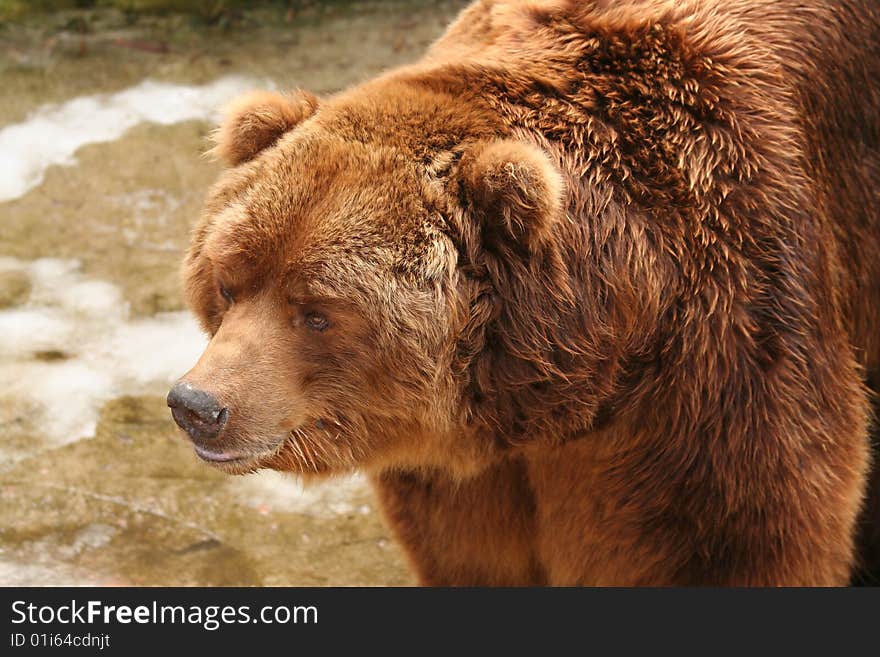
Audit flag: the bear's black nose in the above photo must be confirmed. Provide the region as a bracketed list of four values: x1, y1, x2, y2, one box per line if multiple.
[167, 381, 228, 443]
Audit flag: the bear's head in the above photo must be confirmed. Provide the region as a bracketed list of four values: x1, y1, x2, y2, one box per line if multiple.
[169, 83, 567, 478]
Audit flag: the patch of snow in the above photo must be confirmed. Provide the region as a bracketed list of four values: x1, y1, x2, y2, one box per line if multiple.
[0, 76, 267, 202]
[0, 257, 207, 449]
[0, 557, 107, 587]
[60, 523, 119, 559]
[228, 471, 372, 518]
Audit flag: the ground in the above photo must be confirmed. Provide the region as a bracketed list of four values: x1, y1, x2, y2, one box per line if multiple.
[0, 0, 469, 586]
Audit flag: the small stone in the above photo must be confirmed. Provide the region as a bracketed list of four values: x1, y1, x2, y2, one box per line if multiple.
[33, 349, 69, 362]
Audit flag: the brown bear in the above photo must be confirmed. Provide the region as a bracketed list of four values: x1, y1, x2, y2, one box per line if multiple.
[168, 0, 880, 585]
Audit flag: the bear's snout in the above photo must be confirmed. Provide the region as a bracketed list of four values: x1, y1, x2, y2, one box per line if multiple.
[167, 381, 229, 444]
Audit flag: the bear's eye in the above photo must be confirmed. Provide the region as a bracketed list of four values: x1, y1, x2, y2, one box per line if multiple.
[219, 284, 234, 305]
[304, 311, 330, 332]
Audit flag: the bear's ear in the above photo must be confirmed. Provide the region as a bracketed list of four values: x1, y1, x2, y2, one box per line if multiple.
[456, 139, 564, 254]
[210, 89, 319, 166]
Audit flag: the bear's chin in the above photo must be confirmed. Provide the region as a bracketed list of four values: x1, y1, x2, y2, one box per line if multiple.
[262, 437, 349, 477]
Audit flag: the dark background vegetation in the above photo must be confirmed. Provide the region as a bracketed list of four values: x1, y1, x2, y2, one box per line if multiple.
[1, 1, 374, 24]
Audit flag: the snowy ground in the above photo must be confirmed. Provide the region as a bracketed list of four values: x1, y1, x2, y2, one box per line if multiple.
[0, 0, 467, 586]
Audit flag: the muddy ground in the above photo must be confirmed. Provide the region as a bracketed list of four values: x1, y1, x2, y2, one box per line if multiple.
[0, 0, 468, 586]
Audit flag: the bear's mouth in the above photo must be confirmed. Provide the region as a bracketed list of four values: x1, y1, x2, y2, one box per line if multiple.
[193, 444, 251, 463]
[191, 436, 285, 473]
[189, 419, 345, 475]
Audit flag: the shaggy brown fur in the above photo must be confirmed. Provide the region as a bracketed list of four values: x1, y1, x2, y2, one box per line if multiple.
[175, 0, 880, 585]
